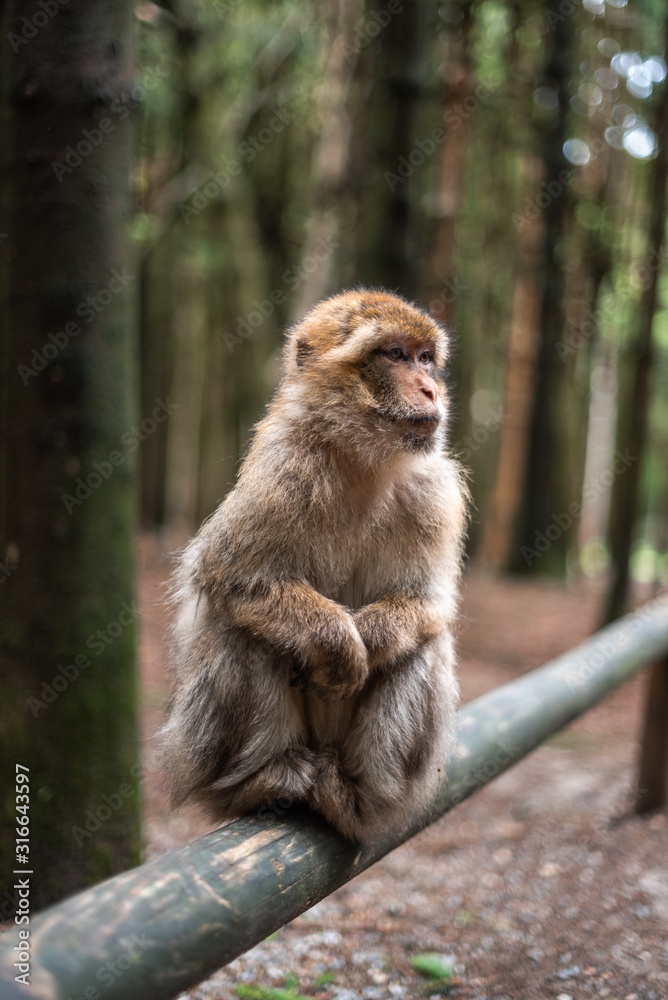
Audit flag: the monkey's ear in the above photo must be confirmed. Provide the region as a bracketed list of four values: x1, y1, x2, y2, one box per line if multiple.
[295, 339, 314, 368]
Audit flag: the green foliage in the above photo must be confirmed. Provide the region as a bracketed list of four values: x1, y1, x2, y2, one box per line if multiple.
[410, 954, 455, 981]
[410, 953, 457, 996]
[235, 972, 313, 1000]
[313, 970, 337, 988]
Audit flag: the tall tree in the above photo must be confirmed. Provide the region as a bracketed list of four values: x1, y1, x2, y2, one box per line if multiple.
[357, 0, 422, 295]
[603, 53, 668, 622]
[479, 179, 544, 569]
[292, 0, 364, 318]
[427, 3, 474, 330]
[0, 0, 140, 908]
[509, 8, 576, 574]
[474, 2, 547, 567]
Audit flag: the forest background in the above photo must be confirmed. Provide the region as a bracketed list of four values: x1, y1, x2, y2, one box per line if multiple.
[133, 0, 668, 617]
[1, 0, 668, 910]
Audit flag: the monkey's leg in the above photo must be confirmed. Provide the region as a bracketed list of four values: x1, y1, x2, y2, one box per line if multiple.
[201, 746, 317, 820]
[162, 632, 308, 816]
[309, 641, 457, 841]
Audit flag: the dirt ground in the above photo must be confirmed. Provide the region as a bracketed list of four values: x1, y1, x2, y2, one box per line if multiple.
[137, 537, 668, 1000]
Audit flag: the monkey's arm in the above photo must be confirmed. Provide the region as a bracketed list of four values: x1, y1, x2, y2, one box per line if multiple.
[353, 592, 446, 671]
[200, 570, 369, 700]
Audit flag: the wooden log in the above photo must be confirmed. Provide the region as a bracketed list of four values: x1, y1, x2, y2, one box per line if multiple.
[1, 594, 667, 1000]
[636, 653, 668, 813]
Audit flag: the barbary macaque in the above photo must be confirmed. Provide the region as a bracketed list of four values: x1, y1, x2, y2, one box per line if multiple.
[161, 288, 468, 840]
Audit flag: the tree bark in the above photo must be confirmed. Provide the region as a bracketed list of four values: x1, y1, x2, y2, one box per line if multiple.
[635, 656, 668, 813]
[0, 0, 140, 909]
[139, 233, 176, 528]
[291, 0, 364, 319]
[603, 59, 668, 622]
[352, 0, 422, 296]
[427, 5, 474, 330]
[478, 164, 544, 570]
[507, 11, 575, 575]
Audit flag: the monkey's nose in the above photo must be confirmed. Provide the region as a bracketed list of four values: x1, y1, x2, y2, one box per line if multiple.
[421, 386, 436, 402]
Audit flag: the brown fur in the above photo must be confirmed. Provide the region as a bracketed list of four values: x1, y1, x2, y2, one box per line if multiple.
[161, 288, 468, 840]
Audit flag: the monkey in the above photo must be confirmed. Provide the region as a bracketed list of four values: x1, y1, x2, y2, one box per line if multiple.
[160, 287, 468, 841]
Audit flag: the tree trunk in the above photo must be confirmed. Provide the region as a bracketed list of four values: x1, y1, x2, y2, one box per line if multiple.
[635, 656, 668, 814]
[602, 63, 668, 622]
[0, 0, 140, 910]
[427, 5, 474, 329]
[510, 11, 575, 575]
[139, 233, 176, 528]
[357, 0, 422, 296]
[291, 0, 364, 319]
[479, 186, 544, 569]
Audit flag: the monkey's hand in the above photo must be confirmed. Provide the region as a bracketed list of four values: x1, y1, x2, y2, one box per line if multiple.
[298, 615, 369, 701]
[354, 593, 442, 671]
[209, 575, 370, 700]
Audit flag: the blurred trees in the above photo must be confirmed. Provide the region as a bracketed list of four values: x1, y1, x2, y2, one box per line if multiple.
[134, 0, 668, 615]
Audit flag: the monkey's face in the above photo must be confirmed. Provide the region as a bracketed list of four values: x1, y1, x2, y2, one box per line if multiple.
[360, 335, 446, 452]
[283, 290, 450, 457]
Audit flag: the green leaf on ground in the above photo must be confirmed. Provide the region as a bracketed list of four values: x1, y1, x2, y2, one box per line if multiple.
[410, 953, 458, 994]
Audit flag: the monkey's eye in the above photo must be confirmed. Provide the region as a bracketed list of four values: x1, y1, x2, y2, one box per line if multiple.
[418, 350, 433, 365]
[387, 347, 404, 360]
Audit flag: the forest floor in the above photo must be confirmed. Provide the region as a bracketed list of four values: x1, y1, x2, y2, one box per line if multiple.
[137, 536, 668, 1000]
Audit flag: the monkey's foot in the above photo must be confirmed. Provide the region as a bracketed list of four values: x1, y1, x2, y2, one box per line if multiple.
[206, 746, 317, 818]
[308, 747, 369, 840]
